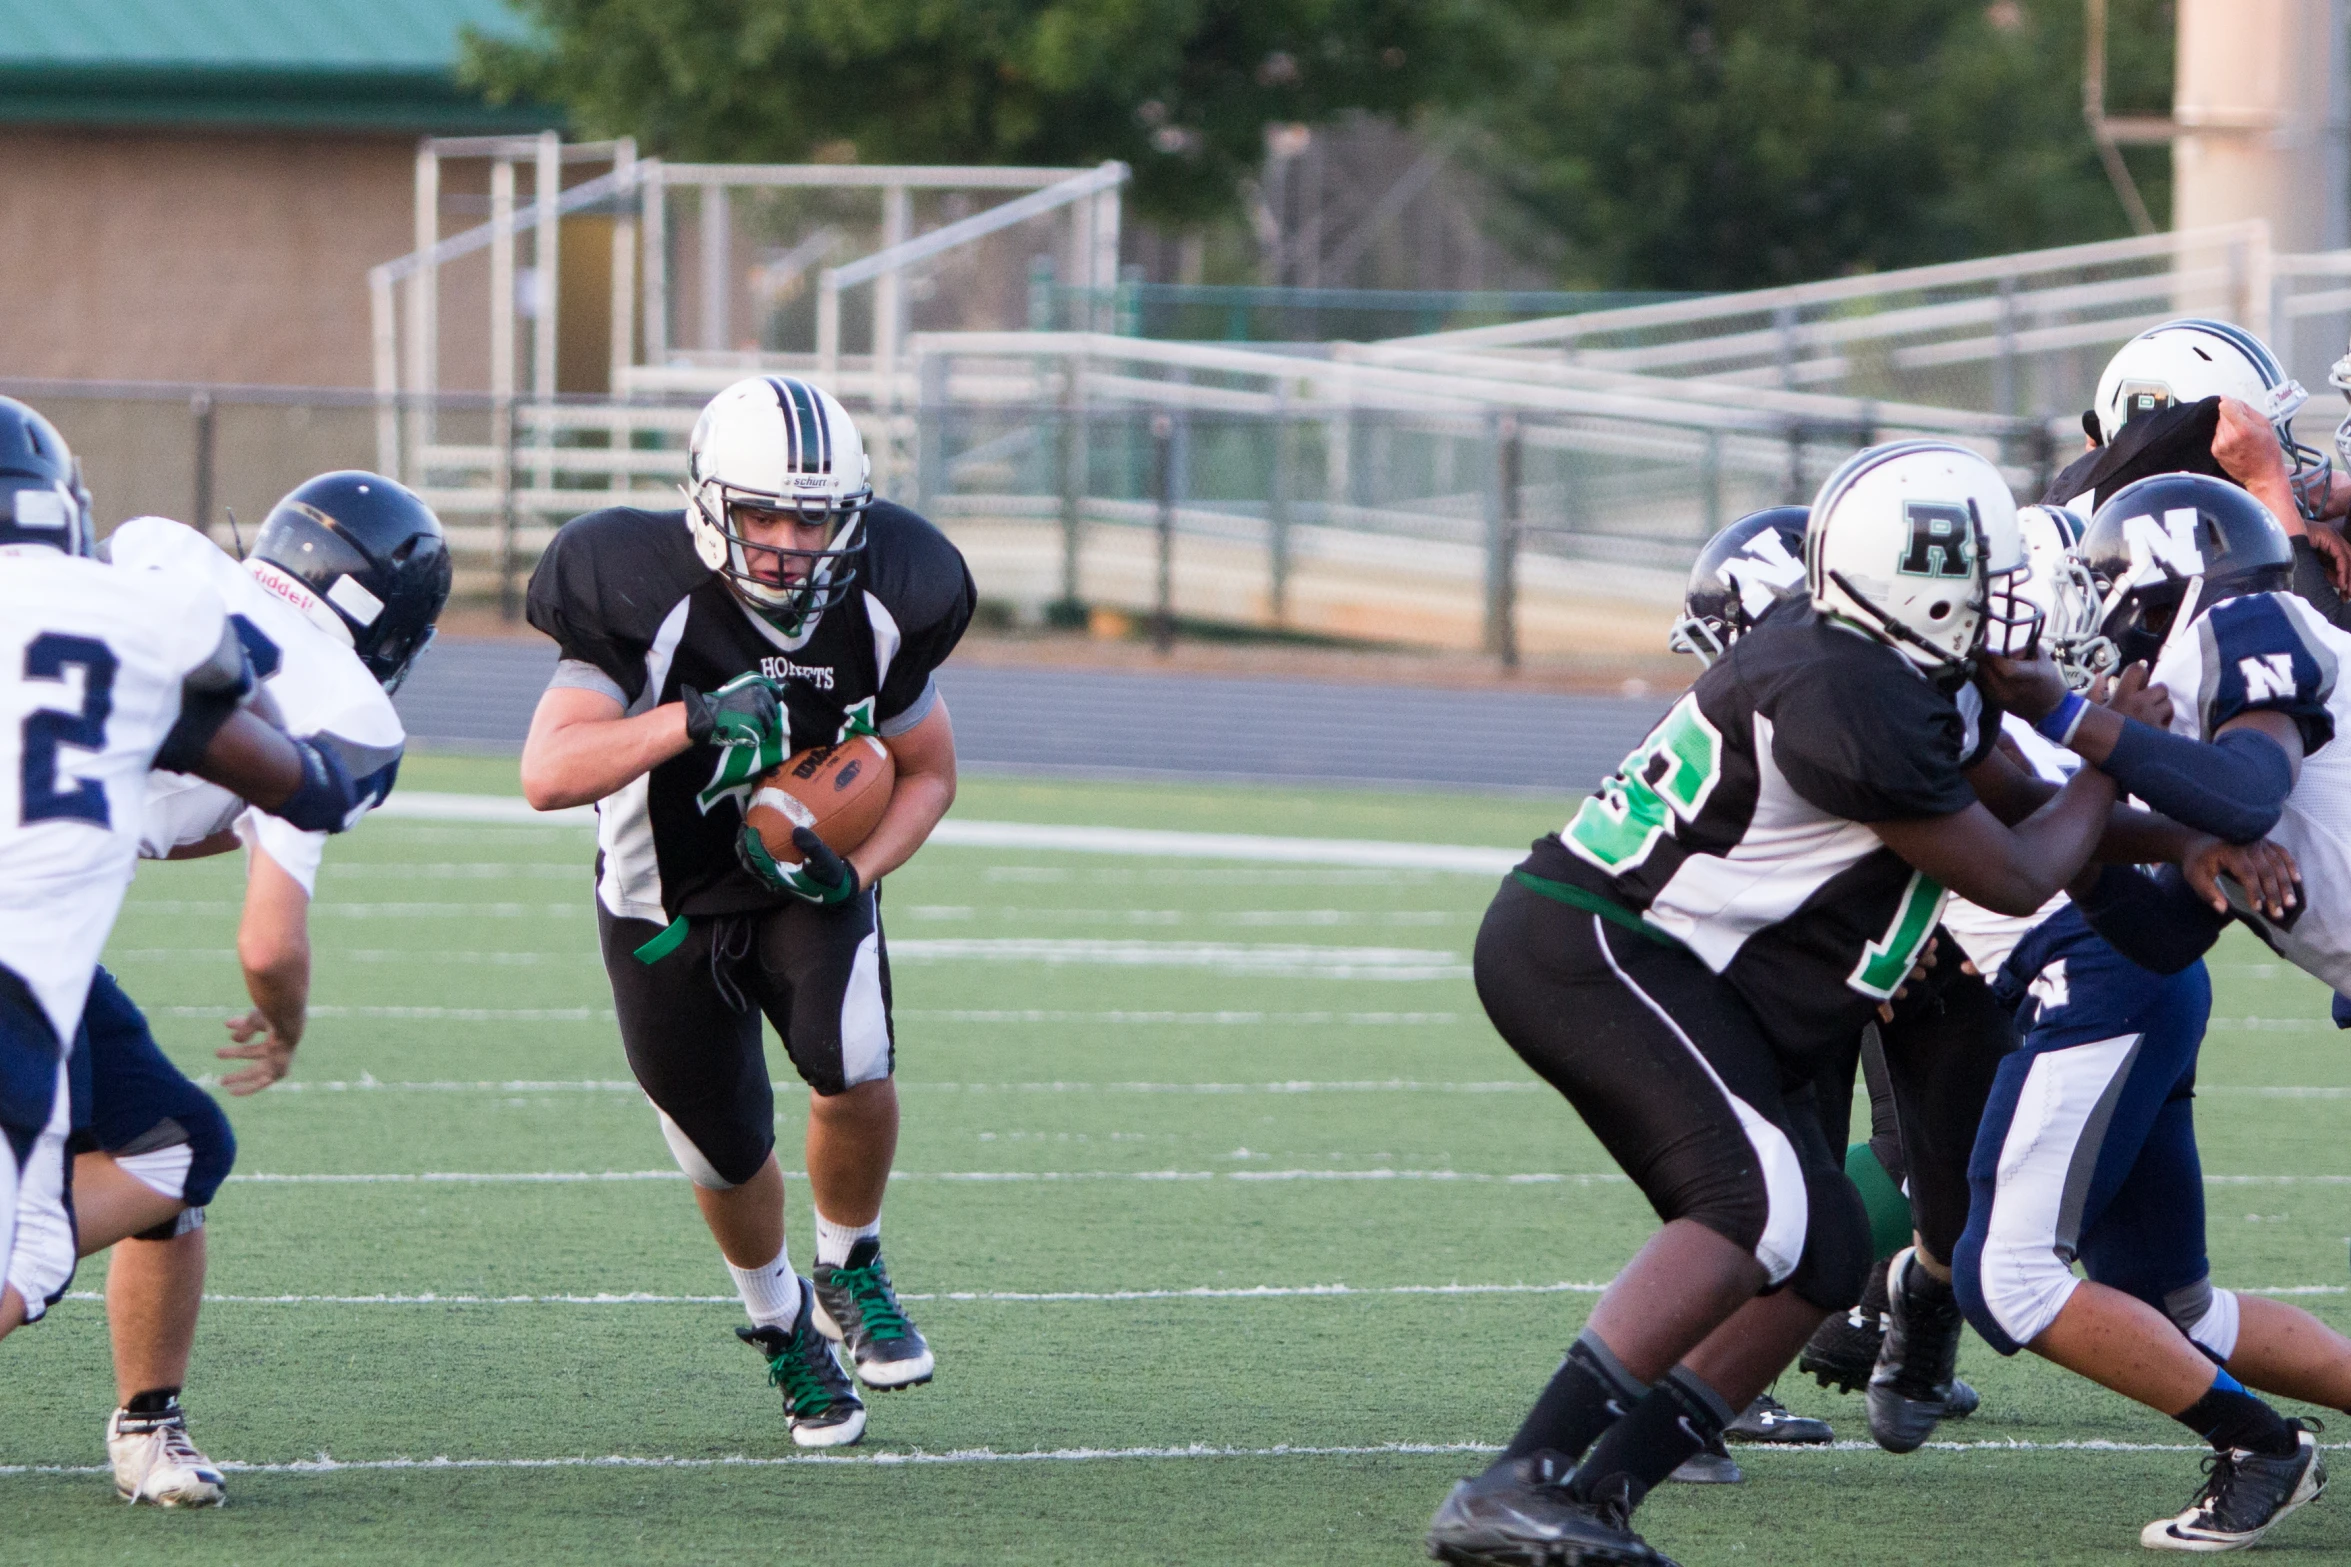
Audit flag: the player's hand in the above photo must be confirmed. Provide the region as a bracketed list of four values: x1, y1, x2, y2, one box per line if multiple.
[682, 674, 786, 759]
[2183, 835, 2301, 919]
[2306, 520, 2351, 595]
[2099, 661, 2172, 729]
[737, 823, 861, 906]
[1878, 936, 1939, 1021]
[217, 1009, 298, 1095]
[2214, 395, 2294, 491]
[1978, 650, 2067, 723]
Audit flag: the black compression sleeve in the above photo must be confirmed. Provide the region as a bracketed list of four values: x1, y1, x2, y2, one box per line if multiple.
[2072, 866, 2229, 976]
[2100, 720, 2294, 844]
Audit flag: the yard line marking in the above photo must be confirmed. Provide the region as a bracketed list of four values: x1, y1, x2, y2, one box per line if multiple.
[898, 1010, 1462, 1025]
[2200, 1085, 2351, 1098]
[163, 1006, 615, 1023]
[117, 949, 590, 966]
[373, 793, 1525, 873]
[204, 1076, 1526, 1096]
[889, 938, 1466, 978]
[126, 902, 583, 919]
[16, 1437, 2351, 1478]
[216, 1168, 1636, 1186]
[2207, 1018, 2333, 1032]
[60, 1281, 1618, 1307]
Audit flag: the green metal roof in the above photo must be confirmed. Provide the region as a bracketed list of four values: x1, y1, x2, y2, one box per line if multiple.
[0, 0, 560, 132]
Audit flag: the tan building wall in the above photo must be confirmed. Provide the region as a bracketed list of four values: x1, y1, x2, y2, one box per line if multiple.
[0, 125, 425, 388]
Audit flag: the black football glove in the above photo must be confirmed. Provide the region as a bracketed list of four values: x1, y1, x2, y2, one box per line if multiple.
[739, 824, 861, 906]
[681, 673, 786, 753]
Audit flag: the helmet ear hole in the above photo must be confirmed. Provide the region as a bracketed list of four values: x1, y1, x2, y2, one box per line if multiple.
[1927, 601, 1952, 622]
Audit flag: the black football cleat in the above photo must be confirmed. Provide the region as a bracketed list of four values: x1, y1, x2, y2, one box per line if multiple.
[737, 1284, 867, 1448]
[2141, 1425, 2327, 1551]
[1866, 1249, 1966, 1454]
[1938, 1377, 1980, 1421]
[810, 1238, 934, 1389]
[1427, 1452, 1672, 1565]
[1723, 1391, 1832, 1445]
[1799, 1263, 1889, 1393]
[1666, 1432, 1743, 1485]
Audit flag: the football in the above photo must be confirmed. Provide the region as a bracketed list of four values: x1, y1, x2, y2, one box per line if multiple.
[743, 735, 896, 866]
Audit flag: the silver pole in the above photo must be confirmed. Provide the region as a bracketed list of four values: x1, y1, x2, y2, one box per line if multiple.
[533, 130, 561, 493]
[641, 160, 668, 367]
[369, 269, 400, 480]
[406, 140, 439, 471]
[609, 138, 637, 398]
[700, 182, 730, 351]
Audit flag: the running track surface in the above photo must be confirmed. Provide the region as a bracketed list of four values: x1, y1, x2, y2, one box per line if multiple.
[392, 637, 1664, 793]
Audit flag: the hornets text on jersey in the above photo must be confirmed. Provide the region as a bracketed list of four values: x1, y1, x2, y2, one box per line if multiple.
[1518, 610, 1996, 1050]
[110, 517, 406, 890]
[526, 501, 975, 922]
[2149, 589, 2351, 988]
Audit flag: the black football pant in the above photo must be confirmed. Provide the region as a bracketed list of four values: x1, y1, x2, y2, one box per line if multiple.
[1474, 876, 1870, 1313]
[1872, 944, 2017, 1264]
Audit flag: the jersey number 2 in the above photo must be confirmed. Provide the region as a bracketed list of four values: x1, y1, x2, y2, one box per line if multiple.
[21, 632, 116, 827]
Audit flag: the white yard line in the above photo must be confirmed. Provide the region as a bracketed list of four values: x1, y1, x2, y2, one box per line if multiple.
[214, 1167, 2351, 1188]
[219, 1076, 1525, 1096]
[374, 793, 1525, 874]
[15, 1437, 2351, 1479]
[58, 1281, 1618, 1307]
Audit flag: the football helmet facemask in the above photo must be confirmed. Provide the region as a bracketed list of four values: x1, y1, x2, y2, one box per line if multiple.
[2070, 472, 2294, 679]
[1807, 440, 2037, 677]
[2093, 318, 2329, 521]
[0, 396, 94, 559]
[2015, 504, 2106, 690]
[1669, 506, 1810, 665]
[686, 376, 873, 637]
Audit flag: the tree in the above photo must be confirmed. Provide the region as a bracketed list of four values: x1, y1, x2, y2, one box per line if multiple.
[463, 0, 1488, 223]
[1451, 0, 2175, 291]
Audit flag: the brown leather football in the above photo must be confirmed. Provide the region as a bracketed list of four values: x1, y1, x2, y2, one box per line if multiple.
[743, 736, 896, 866]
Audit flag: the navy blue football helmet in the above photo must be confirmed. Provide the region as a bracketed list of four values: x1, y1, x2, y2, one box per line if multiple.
[0, 396, 94, 557]
[248, 471, 451, 694]
[2075, 473, 2293, 673]
[1669, 507, 1810, 665]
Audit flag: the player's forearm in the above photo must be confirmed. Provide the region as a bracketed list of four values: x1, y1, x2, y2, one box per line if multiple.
[238, 941, 309, 1049]
[520, 704, 692, 810]
[849, 767, 954, 888]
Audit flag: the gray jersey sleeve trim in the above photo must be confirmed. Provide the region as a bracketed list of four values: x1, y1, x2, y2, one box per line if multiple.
[876, 674, 938, 738]
[548, 657, 629, 706]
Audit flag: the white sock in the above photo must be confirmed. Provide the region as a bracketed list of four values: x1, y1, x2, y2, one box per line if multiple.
[727, 1247, 803, 1330]
[814, 1213, 880, 1269]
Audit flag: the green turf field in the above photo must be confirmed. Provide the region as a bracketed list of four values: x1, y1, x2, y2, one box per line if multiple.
[6, 755, 2351, 1564]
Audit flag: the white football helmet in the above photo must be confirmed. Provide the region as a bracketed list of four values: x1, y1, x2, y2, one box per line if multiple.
[685, 376, 873, 633]
[2014, 504, 2107, 690]
[2092, 318, 2328, 519]
[1807, 440, 2037, 674]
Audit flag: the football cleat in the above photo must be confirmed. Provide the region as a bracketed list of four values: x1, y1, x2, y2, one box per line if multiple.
[2140, 1426, 2326, 1552]
[1723, 1391, 1832, 1445]
[1666, 1433, 1743, 1485]
[1940, 1377, 1981, 1420]
[1799, 1263, 1889, 1393]
[738, 1283, 867, 1448]
[1427, 1452, 1672, 1565]
[810, 1238, 934, 1389]
[1867, 1249, 1967, 1454]
[107, 1402, 226, 1507]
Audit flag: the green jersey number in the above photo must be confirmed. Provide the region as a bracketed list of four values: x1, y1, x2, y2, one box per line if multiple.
[1563, 694, 1724, 872]
[1847, 869, 1947, 999]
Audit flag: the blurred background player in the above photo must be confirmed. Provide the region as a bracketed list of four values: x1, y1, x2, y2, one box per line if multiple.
[520, 376, 973, 1448]
[1427, 443, 2125, 1566]
[0, 397, 369, 1356]
[37, 472, 446, 1507]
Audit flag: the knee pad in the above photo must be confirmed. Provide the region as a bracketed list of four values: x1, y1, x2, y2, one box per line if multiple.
[2164, 1279, 2241, 1363]
[656, 1108, 743, 1191]
[1953, 1226, 2076, 1357]
[132, 1205, 204, 1244]
[110, 1091, 236, 1212]
[1784, 1167, 1872, 1313]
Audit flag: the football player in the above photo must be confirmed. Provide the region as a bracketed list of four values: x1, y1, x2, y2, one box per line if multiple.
[1958, 471, 2351, 1550]
[38, 474, 444, 1507]
[521, 377, 973, 1448]
[0, 398, 368, 1349]
[1429, 442, 2168, 1565]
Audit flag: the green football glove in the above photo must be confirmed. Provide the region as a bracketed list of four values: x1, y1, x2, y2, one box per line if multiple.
[738, 823, 862, 906]
[684, 674, 789, 813]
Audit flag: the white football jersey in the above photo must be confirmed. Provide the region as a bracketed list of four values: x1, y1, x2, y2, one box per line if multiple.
[1937, 714, 2081, 975]
[112, 518, 405, 894]
[0, 546, 240, 1045]
[2150, 589, 2351, 992]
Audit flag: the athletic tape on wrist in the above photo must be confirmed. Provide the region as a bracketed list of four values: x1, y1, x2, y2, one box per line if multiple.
[2035, 690, 2088, 747]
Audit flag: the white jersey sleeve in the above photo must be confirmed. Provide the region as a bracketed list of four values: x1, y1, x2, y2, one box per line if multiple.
[0, 552, 236, 1048]
[116, 517, 406, 895]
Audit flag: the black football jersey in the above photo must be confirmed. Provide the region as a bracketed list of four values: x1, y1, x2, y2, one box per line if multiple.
[526, 501, 975, 921]
[1521, 611, 1993, 1051]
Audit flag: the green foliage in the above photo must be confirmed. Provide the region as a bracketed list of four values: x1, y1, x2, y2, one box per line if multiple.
[1459, 0, 2176, 290]
[462, 0, 1487, 223]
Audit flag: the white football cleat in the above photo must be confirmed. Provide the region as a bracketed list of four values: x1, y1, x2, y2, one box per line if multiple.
[108, 1404, 226, 1507]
